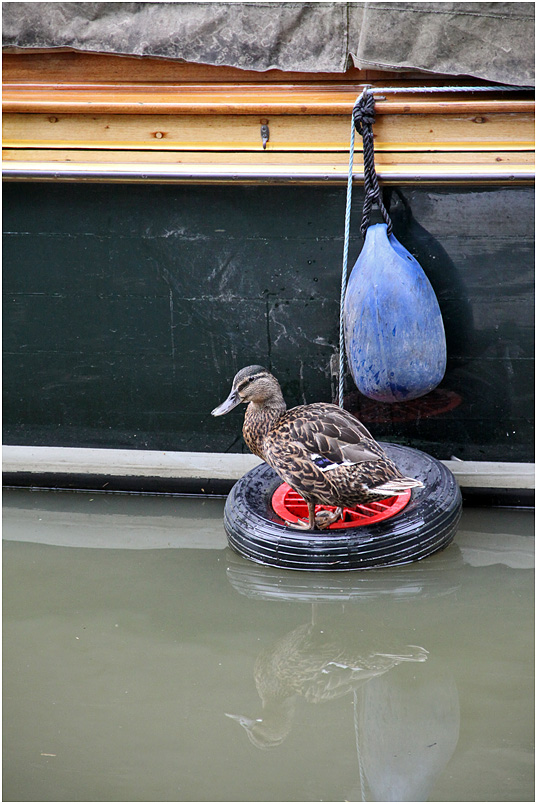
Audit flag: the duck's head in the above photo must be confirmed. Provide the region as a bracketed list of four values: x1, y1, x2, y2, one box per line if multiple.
[211, 365, 283, 416]
[225, 704, 294, 749]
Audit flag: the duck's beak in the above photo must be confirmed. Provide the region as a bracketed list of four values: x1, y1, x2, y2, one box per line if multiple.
[225, 712, 259, 729]
[211, 388, 241, 416]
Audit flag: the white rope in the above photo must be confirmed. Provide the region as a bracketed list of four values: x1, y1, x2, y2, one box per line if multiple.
[336, 82, 531, 407]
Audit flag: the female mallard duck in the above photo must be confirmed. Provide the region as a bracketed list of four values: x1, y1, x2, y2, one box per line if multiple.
[212, 365, 423, 530]
[226, 615, 428, 749]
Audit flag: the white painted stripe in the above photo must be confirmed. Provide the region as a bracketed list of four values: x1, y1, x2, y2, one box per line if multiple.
[2, 446, 535, 490]
[441, 460, 535, 489]
[2, 445, 262, 481]
[3, 164, 535, 183]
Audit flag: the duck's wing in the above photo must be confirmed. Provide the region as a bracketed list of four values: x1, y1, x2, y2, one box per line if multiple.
[283, 403, 386, 469]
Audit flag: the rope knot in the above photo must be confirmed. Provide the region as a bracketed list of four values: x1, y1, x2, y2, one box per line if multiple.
[352, 89, 393, 237]
[353, 91, 376, 135]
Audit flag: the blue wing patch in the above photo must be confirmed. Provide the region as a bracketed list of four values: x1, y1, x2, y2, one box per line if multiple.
[310, 453, 354, 472]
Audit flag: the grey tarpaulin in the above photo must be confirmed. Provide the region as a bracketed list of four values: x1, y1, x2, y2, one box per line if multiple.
[2, 2, 534, 86]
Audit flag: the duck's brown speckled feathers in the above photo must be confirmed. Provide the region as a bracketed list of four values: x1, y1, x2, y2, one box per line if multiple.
[263, 402, 413, 507]
[212, 366, 423, 528]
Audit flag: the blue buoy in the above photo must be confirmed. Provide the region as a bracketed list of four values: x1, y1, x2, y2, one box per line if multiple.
[343, 223, 447, 403]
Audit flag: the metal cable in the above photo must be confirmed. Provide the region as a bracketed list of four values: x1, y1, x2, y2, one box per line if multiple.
[365, 84, 532, 94]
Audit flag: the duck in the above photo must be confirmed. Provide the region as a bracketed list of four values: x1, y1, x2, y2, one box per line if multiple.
[226, 613, 428, 749]
[211, 365, 423, 530]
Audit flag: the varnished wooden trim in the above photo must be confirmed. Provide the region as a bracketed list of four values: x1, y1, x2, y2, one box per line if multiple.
[0, 51, 461, 85]
[3, 86, 533, 116]
[4, 112, 534, 152]
[4, 149, 532, 166]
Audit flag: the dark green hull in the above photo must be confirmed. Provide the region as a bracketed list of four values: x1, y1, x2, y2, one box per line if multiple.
[3, 182, 534, 463]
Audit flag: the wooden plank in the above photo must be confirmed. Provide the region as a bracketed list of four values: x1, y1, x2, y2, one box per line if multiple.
[4, 148, 534, 167]
[3, 86, 533, 116]
[0, 51, 452, 85]
[4, 112, 534, 152]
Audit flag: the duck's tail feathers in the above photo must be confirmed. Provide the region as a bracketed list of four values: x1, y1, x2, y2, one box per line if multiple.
[370, 477, 424, 495]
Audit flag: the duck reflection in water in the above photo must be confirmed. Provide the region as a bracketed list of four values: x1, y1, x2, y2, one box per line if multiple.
[226, 607, 427, 750]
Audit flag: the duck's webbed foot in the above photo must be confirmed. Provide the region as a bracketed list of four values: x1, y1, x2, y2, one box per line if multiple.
[284, 504, 344, 531]
[284, 517, 313, 530]
[314, 507, 343, 529]
[284, 501, 317, 530]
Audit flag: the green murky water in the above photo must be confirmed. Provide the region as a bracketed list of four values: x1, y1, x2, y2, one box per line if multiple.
[3, 488, 534, 802]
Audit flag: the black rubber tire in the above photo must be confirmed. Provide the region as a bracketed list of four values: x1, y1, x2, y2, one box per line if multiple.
[224, 443, 462, 571]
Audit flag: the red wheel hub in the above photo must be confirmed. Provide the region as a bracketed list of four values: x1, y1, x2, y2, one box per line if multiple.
[272, 483, 411, 530]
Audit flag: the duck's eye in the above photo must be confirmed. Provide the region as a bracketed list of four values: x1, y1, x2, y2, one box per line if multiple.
[238, 377, 254, 392]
